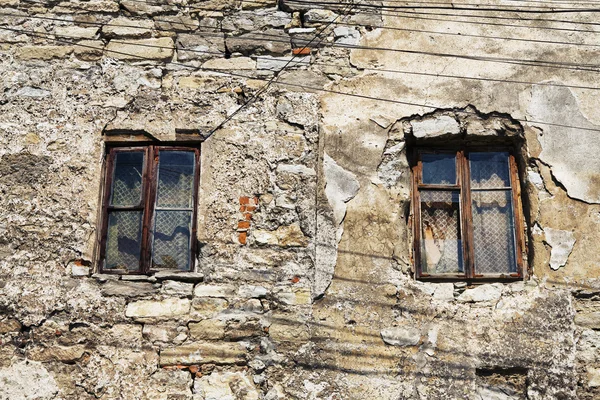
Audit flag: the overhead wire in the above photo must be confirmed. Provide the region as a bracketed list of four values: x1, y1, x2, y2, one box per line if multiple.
[2, 25, 600, 135]
[19, 0, 600, 32]
[203, 0, 362, 138]
[7, 9, 600, 52]
[4, 18, 600, 90]
[6, 8, 600, 74]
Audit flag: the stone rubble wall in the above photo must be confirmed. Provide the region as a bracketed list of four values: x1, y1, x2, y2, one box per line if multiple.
[0, 0, 600, 399]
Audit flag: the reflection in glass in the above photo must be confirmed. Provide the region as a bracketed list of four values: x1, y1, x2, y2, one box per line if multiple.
[420, 190, 463, 274]
[470, 152, 510, 189]
[472, 190, 517, 274]
[110, 152, 144, 207]
[105, 211, 143, 271]
[152, 211, 192, 270]
[156, 151, 195, 208]
[422, 153, 456, 185]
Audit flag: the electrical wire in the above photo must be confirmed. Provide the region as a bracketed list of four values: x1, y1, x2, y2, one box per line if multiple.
[5, 10, 600, 74]
[204, 0, 362, 138]
[2, 25, 600, 135]
[5, 20, 600, 90]
[6, 10, 600, 52]
[19, 0, 600, 34]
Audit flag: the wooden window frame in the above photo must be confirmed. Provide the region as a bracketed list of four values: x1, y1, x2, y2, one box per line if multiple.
[411, 146, 525, 282]
[98, 145, 201, 274]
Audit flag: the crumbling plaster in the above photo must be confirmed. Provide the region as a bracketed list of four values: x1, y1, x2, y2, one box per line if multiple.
[1, 0, 600, 399]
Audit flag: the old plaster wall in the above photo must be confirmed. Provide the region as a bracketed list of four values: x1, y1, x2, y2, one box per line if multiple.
[0, 0, 599, 399]
[314, 1, 600, 399]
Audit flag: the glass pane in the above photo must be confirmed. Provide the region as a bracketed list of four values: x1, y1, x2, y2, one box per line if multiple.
[472, 190, 517, 274]
[470, 152, 511, 189]
[420, 190, 463, 274]
[156, 151, 195, 208]
[110, 152, 144, 207]
[421, 153, 456, 185]
[152, 211, 192, 270]
[105, 211, 143, 271]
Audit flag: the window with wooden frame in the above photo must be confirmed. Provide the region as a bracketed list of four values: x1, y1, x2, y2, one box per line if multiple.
[99, 146, 200, 274]
[411, 148, 525, 281]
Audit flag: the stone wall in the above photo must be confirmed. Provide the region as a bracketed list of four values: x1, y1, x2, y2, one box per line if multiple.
[1, 0, 600, 399]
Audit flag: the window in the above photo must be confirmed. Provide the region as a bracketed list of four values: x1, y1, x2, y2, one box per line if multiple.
[411, 149, 524, 281]
[99, 146, 200, 274]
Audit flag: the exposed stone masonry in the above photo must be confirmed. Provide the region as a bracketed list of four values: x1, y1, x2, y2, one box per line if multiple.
[2, 0, 600, 399]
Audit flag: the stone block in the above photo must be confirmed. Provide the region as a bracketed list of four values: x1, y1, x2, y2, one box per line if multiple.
[121, 0, 167, 15]
[194, 371, 259, 400]
[176, 33, 225, 62]
[15, 45, 73, 60]
[28, 344, 86, 362]
[411, 115, 461, 139]
[74, 40, 104, 61]
[303, 9, 338, 27]
[102, 17, 153, 38]
[256, 55, 310, 71]
[253, 223, 309, 247]
[381, 326, 421, 347]
[101, 280, 157, 297]
[154, 15, 200, 32]
[159, 342, 246, 365]
[575, 312, 600, 330]
[105, 38, 174, 61]
[238, 285, 268, 299]
[162, 280, 194, 297]
[125, 298, 190, 319]
[190, 297, 229, 319]
[241, 0, 277, 9]
[457, 283, 503, 303]
[226, 29, 291, 56]
[202, 56, 256, 70]
[55, 26, 98, 39]
[194, 284, 236, 298]
[269, 321, 309, 342]
[189, 319, 226, 340]
[154, 271, 204, 282]
[143, 323, 186, 343]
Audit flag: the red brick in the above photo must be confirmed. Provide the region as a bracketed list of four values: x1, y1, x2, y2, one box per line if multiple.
[246, 205, 256, 212]
[240, 205, 247, 212]
[293, 47, 311, 55]
[238, 220, 251, 230]
[239, 196, 250, 205]
[291, 276, 300, 284]
[244, 213, 252, 221]
[239, 232, 247, 245]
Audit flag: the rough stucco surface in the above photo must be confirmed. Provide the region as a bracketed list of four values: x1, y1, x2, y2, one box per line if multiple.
[0, 0, 600, 399]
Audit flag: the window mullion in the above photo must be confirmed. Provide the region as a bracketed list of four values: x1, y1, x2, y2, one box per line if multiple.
[459, 151, 476, 279]
[509, 154, 525, 278]
[140, 146, 158, 273]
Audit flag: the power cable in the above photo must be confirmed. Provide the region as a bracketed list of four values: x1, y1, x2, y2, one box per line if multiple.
[6, 8, 600, 73]
[203, 0, 361, 138]
[7, 10, 600, 52]
[6, 20, 600, 90]
[2, 25, 600, 135]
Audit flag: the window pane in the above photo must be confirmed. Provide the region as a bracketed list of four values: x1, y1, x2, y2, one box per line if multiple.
[110, 152, 144, 207]
[421, 153, 456, 185]
[469, 152, 511, 189]
[152, 211, 192, 270]
[420, 190, 463, 274]
[105, 211, 143, 271]
[472, 190, 517, 274]
[156, 151, 195, 208]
